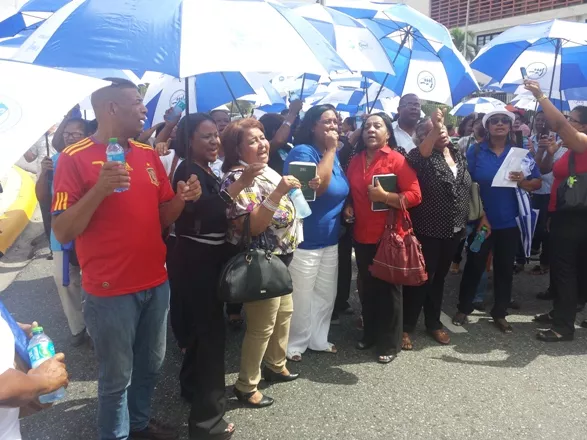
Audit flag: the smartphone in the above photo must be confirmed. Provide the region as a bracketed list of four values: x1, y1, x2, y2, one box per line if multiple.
[520, 67, 528, 79]
[515, 130, 524, 149]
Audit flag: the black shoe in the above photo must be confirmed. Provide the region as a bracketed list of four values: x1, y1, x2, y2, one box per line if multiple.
[536, 289, 554, 300]
[129, 418, 178, 440]
[262, 366, 299, 383]
[355, 340, 374, 350]
[533, 311, 554, 323]
[508, 299, 521, 310]
[233, 387, 274, 408]
[70, 329, 87, 347]
[472, 301, 485, 312]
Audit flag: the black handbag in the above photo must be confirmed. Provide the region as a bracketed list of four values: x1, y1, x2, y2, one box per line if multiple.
[556, 152, 587, 211]
[217, 215, 293, 303]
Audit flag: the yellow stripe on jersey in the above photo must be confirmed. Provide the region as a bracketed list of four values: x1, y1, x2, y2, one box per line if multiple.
[67, 140, 94, 156]
[132, 141, 154, 150]
[53, 192, 69, 211]
[63, 138, 92, 155]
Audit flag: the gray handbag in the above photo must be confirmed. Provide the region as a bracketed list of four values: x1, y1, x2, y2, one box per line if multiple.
[469, 181, 484, 221]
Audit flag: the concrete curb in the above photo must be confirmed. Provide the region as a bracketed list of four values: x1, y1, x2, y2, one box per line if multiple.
[0, 166, 37, 256]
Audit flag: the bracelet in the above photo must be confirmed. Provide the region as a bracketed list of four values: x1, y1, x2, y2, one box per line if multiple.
[262, 198, 279, 212]
[282, 120, 292, 127]
[537, 94, 548, 102]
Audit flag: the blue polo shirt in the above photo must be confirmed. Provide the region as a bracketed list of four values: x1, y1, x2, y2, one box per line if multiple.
[467, 141, 541, 230]
[284, 144, 349, 250]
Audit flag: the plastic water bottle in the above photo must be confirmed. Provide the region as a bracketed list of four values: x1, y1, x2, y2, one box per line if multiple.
[469, 226, 488, 253]
[106, 138, 128, 193]
[27, 327, 66, 404]
[289, 188, 312, 219]
[165, 99, 186, 122]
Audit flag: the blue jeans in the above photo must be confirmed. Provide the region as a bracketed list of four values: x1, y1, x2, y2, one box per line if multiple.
[84, 282, 169, 440]
[473, 270, 488, 303]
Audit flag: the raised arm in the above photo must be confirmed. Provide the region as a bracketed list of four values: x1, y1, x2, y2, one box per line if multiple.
[269, 100, 302, 152]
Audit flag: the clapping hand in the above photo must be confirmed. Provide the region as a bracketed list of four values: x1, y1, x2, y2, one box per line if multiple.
[176, 174, 202, 202]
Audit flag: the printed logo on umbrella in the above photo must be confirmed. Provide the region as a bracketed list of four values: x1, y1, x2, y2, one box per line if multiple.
[417, 71, 436, 92]
[169, 90, 185, 108]
[0, 96, 23, 133]
[526, 62, 547, 80]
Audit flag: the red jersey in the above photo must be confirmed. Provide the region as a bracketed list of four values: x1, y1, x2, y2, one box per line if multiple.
[347, 146, 421, 244]
[549, 149, 587, 211]
[51, 138, 175, 296]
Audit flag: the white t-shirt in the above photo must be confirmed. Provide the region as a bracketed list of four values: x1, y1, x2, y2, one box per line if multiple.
[0, 314, 21, 440]
[392, 121, 417, 153]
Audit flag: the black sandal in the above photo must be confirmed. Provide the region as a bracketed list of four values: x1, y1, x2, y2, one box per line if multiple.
[536, 329, 574, 342]
[377, 354, 396, 364]
[533, 311, 554, 323]
[494, 318, 513, 333]
[452, 312, 468, 326]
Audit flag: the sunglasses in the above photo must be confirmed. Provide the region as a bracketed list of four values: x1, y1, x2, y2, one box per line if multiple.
[488, 117, 511, 125]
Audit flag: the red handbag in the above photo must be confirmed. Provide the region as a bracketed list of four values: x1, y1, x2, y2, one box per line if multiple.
[369, 195, 428, 286]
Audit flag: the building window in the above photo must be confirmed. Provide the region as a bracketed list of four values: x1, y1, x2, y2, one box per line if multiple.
[477, 32, 501, 47]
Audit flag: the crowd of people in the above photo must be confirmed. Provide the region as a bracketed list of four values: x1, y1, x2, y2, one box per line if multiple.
[2, 75, 587, 440]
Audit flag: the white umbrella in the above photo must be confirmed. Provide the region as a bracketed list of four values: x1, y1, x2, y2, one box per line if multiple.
[0, 60, 108, 178]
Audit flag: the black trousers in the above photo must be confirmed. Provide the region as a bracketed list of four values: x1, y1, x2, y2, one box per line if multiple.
[354, 242, 402, 356]
[404, 233, 462, 332]
[458, 227, 520, 319]
[40, 199, 52, 241]
[166, 235, 189, 349]
[452, 237, 466, 265]
[172, 238, 230, 438]
[335, 225, 353, 312]
[531, 193, 551, 266]
[550, 212, 587, 336]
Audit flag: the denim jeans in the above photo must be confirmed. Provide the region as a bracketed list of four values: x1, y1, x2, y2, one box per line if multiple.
[84, 282, 170, 440]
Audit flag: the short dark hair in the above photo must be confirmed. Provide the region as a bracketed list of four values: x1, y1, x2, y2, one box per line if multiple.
[572, 105, 587, 124]
[355, 112, 398, 154]
[457, 113, 476, 137]
[221, 118, 266, 173]
[343, 116, 357, 132]
[259, 113, 285, 141]
[86, 119, 98, 135]
[175, 113, 216, 161]
[293, 105, 335, 146]
[102, 77, 138, 90]
[65, 117, 90, 135]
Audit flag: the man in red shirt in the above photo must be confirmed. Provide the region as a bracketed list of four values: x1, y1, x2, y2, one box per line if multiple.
[51, 78, 201, 440]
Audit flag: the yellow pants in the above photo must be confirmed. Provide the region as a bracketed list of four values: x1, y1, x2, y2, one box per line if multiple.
[235, 293, 293, 394]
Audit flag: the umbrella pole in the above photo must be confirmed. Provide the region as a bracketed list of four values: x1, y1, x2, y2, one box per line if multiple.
[364, 76, 370, 114]
[184, 77, 192, 179]
[221, 73, 245, 118]
[299, 73, 306, 101]
[547, 39, 561, 100]
[45, 132, 50, 157]
[369, 26, 412, 113]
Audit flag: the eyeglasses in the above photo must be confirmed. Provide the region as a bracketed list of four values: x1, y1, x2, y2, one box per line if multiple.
[399, 102, 421, 110]
[488, 117, 511, 125]
[566, 115, 580, 124]
[63, 132, 85, 140]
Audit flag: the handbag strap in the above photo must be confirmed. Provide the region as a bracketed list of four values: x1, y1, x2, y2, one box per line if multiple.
[569, 151, 576, 177]
[397, 194, 414, 232]
[241, 214, 253, 248]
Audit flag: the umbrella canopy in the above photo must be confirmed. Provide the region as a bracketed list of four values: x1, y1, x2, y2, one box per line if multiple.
[472, 19, 587, 98]
[327, 1, 479, 106]
[13, 0, 349, 79]
[0, 60, 108, 178]
[143, 72, 268, 128]
[283, 2, 395, 76]
[450, 97, 505, 117]
[0, 0, 69, 38]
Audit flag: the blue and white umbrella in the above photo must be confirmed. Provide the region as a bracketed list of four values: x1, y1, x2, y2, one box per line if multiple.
[0, 0, 69, 38]
[472, 20, 587, 98]
[13, 0, 349, 78]
[0, 60, 108, 179]
[515, 187, 539, 259]
[510, 93, 587, 112]
[143, 72, 268, 127]
[311, 80, 397, 114]
[284, 2, 394, 76]
[450, 97, 505, 117]
[327, 1, 479, 106]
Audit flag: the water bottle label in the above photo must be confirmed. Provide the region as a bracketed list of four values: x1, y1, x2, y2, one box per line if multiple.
[28, 341, 55, 368]
[107, 152, 125, 163]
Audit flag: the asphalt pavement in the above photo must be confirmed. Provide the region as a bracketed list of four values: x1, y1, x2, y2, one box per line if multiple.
[2, 225, 587, 440]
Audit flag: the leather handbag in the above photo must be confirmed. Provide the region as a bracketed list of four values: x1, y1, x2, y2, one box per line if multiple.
[468, 181, 484, 221]
[369, 195, 428, 286]
[556, 152, 587, 211]
[218, 215, 293, 303]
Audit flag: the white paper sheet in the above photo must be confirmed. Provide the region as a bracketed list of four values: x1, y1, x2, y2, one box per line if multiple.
[491, 147, 530, 188]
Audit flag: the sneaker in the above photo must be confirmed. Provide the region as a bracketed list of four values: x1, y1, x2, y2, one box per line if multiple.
[70, 329, 87, 348]
[129, 419, 178, 440]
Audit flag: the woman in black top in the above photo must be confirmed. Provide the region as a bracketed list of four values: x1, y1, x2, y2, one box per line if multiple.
[171, 113, 262, 440]
[402, 110, 474, 349]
